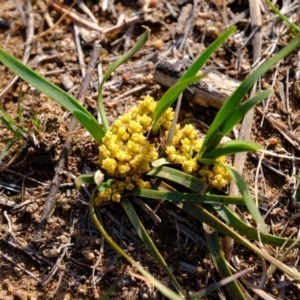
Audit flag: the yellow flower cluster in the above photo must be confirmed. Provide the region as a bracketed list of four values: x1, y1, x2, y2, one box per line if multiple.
[96, 96, 174, 205]
[166, 124, 203, 174]
[166, 124, 232, 190]
[198, 156, 232, 190]
[96, 95, 232, 205]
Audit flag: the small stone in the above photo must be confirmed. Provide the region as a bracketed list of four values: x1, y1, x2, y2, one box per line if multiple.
[206, 26, 220, 38]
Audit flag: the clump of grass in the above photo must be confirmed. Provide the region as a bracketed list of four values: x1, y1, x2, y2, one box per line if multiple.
[1, 24, 300, 299]
[0, 88, 43, 166]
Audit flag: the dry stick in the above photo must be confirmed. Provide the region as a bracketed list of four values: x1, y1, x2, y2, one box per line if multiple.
[255, 107, 300, 150]
[2, 237, 54, 266]
[226, 0, 262, 260]
[76, 0, 98, 24]
[13, 0, 26, 24]
[33, 44, 101, 241]
[37, 0, 54, 28]
[73, 24, 86, 77]
[41, 218, 75, 286]
[91, 238, 105, 287]
[0, 0, 34, 100]
[50, 1, 141, 37]
[1, 211, 54, 266]
[106, 84, 147, 106]
[0, 251, 41, 282]
[32, 1, 77, 42]
[176, 3, 193, 53]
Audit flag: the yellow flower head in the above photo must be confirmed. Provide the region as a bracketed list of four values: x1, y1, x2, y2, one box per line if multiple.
[97, 96, 161, 205]
[166, 123, 232, 190]
[97, 95, 232, 205]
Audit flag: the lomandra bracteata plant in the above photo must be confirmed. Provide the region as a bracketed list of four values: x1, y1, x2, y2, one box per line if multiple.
[1, 24, 300, 299]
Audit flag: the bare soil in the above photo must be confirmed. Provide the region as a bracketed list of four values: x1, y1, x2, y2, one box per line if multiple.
[0, 0, 300, 299]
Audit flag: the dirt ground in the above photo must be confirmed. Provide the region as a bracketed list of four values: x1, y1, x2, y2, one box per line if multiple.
[0, 0, 300, 299]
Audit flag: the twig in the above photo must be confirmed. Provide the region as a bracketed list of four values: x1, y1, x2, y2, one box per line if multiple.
[76, 0, 98, 24]
[50, 1, 142, 37]
[106, 84, 147, 106]
[2, 234, 54, 266]
[33, 44, 101, 241]
[227, 0, 262, 260]
[248, 153, 288, 178]
[105, 212, 138, 242]
[256, 107, 300, 151]
[41, 217, 75, 286]
[13, 0, 26, 24]
[132, 197, 161, 225]
[0, 0, 34, 100]
[176, 3, 194, 54]
[260, 61, 281, 127]
[91, 238, 105, 287]
[73, 24, 86, 77]
[37, 0, 54, 28]
[0, 195, 18, 208]
[0, 251, 41, 282]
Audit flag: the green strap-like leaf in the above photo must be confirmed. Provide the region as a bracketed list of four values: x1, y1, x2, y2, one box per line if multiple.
[203, 140, 262, 160]
[147, 165, 209, 194]
[220, 90, 272, 135]
[88, 192, 183, 300]
[73, 110, 104, 144]
[200, 34, 300, 157]
[121, 199, 186, 296]
[213, 204, 300, 248]
[130, 188, 248, 205]
[152, 26, 236, 133]
[152, 75, 204, 133]
[180, 202, 300, 280]
[0, 49, 104, 144]
[189, 267, 250, 299]
[200, 158, 268, 234]
[97, 29, 150, 132]
[202, 224, 247, 300]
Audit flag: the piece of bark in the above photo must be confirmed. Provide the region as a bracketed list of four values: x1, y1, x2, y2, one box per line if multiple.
[153, 59, 241, 108]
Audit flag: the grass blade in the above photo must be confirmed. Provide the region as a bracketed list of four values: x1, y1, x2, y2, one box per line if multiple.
[88, 193, 183, 300]
[0, 48, 104, 144]
[180, 202, 300, 280]
[200, 34, 300, 157]
[189, 267, 250, 299]
[152, 75, 204, 133]
[203, 140, 262, 160]
[130, 188, 249, 205]
[97, 29, 150, 132]
[201, 158, 268, 234]
[147, 166, 208, 194]
[0, 108, 27, 138]
[213, 204, 300, 247]
[220, 90, 272, 134]
[227, 167, 268, 234]
[121, 199, 185, 296]
[152, 26, 236, 132]
[17, 86, 23, 123]
[0, 137, 22, 162]
[202, 224, 247, 300]
[265, 0, 300, 33]
[73, 110, 103, 144]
